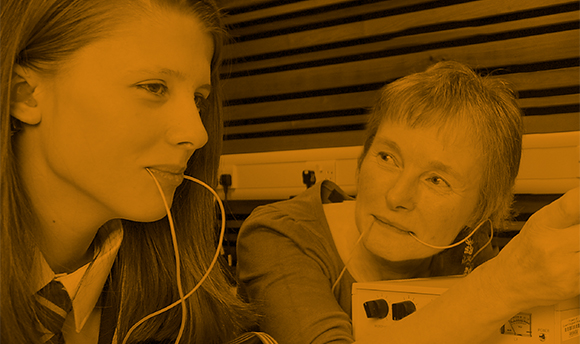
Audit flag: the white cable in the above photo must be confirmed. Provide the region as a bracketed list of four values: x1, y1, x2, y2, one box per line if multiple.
[408, 219, 491, 249]
[470, 221, 494, 261]
[331, 232, 364, 294]
[122, 171, 226, 344]
[331, 222, 374, 294]
[331, 219, 493, 292]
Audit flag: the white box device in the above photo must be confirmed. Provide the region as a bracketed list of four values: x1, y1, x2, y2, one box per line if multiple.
[352, 276, 579, 343]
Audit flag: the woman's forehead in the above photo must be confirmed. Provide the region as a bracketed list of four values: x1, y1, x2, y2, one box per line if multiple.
[379, 109, 481, 142]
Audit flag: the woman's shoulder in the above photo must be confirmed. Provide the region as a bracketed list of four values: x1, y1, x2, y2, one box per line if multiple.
[243, 180, 350, 226]
[239, 183, 326, 243]
[238, 181, 351, 251]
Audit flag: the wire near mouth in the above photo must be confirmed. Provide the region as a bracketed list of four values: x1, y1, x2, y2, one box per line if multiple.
[372, 215, 413, 235]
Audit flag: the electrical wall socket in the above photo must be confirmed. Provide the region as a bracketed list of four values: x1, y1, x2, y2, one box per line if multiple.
[216, 146, 361, 199]
[217, 162, 238, 189]
[305, 160, 336, 183]
[215, 131, 579, 200]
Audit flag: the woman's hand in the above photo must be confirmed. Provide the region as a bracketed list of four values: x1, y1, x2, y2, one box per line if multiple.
[491, 187, 579, 310]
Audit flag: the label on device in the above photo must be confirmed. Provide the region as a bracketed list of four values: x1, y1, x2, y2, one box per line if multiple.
[562, 315, 580, 340]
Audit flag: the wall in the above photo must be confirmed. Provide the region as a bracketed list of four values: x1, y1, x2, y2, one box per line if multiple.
[215, 0, 580, 263]
[219, 0, 579, 154]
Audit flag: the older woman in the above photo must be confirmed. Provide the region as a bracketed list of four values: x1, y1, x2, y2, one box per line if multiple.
[236, 61, 579, 344]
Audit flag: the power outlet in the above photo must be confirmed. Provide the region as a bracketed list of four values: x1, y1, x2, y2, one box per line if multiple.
[305, 160, 336, 182]
[218, 164, 237, 189]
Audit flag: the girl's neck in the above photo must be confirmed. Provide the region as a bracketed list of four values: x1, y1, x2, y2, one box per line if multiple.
[37, 216, 103, 274]
[17, 135, 113, 274]
[27, 182, 111, 274]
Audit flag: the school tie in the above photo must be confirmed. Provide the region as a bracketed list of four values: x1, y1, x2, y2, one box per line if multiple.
[35, 280, 73, 344]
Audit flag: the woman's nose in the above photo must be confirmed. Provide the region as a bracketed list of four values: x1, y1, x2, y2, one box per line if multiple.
[385, 174, 418, 211]
[165, 97, 209, 149]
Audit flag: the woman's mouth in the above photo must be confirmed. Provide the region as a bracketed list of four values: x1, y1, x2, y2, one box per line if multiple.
[372, 215, 414, 235]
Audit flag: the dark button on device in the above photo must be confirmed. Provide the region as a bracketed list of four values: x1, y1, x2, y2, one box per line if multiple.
[363, 299, 389, 319]
[392, 300, 416, 320]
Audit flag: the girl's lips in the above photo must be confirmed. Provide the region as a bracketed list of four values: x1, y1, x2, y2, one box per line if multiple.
[147, 167, 185, 186]
[148, 164, 187, 174]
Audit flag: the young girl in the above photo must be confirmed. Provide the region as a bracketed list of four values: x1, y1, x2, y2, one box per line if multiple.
[1, 1, 271, 343]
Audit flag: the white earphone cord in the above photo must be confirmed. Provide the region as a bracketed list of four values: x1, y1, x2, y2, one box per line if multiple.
[330, 219, 493, 294]
[121, 170, 226, 344]
[408, 219, 493, 249]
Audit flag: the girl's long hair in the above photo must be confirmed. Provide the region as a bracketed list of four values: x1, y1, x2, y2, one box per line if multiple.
[1, 0, 256, 343]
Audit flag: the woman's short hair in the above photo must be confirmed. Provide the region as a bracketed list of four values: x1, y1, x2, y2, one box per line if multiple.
[358, 61, 524, 229]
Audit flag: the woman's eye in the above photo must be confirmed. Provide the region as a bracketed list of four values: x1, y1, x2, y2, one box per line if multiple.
[378, 152, 392, 162]
[137, 82, 168, 96]
[376, 152, 397, 167]
[428, 176, 450, 188]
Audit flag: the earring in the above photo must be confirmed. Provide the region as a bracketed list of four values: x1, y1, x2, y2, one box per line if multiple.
[461, 238, 474, 275]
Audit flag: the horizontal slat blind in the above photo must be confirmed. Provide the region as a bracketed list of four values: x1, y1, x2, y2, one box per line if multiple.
[219, 0, 579, 154]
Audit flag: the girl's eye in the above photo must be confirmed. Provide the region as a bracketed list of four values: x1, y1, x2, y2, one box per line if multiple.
[137, 82, 168, 96]
[195, 94, 209, 114]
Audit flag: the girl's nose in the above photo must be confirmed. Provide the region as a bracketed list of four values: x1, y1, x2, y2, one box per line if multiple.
[165, 96, 209, 150]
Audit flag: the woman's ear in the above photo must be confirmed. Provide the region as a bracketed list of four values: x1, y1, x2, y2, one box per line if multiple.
[11, 64, 42, 125]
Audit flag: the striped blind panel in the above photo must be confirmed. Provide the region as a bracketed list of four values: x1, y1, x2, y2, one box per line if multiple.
[219, 0, 579, 154]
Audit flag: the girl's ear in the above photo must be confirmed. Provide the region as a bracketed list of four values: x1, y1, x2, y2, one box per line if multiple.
[11, 64, 42, 125]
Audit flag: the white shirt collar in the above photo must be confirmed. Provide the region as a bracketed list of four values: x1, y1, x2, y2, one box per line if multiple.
[33, 220, 123, 332]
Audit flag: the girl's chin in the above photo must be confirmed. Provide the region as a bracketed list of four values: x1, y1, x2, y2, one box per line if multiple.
[123, 201, 174, 223]
[141, 212, 170, 223]
[120, 211, 166, 223]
